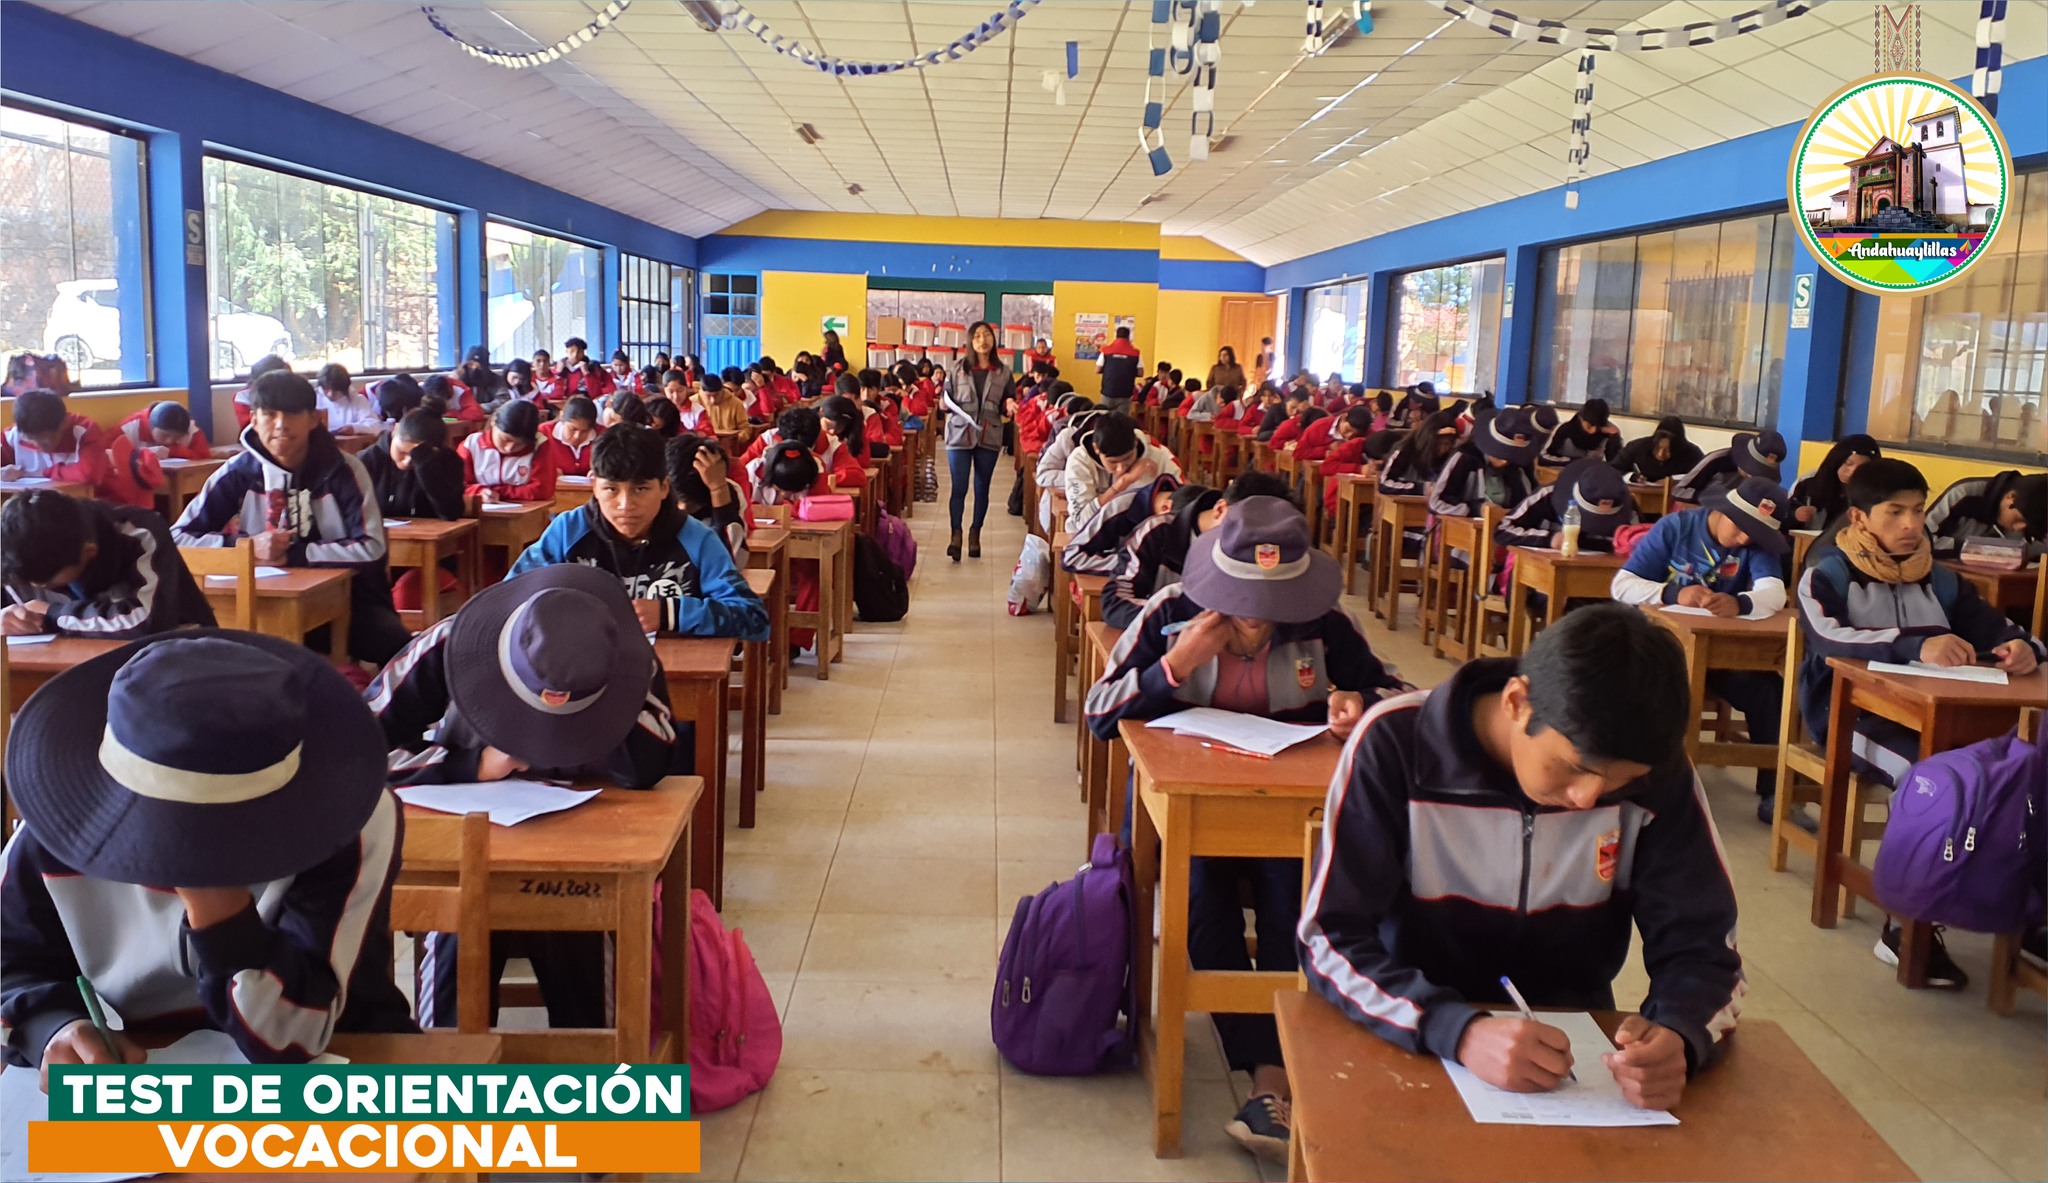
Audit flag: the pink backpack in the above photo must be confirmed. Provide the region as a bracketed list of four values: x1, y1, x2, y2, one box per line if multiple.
[684, 888, 781, 1111]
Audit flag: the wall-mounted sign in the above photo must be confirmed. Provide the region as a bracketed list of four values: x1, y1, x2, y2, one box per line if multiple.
[184, 210, 205, 267]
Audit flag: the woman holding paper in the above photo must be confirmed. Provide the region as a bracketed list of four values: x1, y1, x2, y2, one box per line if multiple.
[1082, 495, 1407, 1163]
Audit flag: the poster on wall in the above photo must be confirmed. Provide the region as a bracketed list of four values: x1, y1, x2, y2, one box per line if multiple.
[1074, 312, 1108, 360]
[1113, 315, 1135, 335]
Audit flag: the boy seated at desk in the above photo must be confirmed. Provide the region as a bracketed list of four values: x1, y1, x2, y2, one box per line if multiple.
[666, 434, 750, 560]
[1610, 477, 1796, 826]
[1925, 469, 2046, 560]
[1497, 457, 1640, 553]
[360, 410, 467, 614]
[1672, 430, 1786, 508]
[1, 387, 160, 510]
[1085, 497, 1408, 1161]
[509, 423, 768, 642]
[1101, 472, 1292, 629]
[1300, 604, 1742, 1111]
[3, 631, 414, 1079]
[173, 370, 412, 666]
[115, 400, 212, 461]
[1, 489, 215, 639]
[1794, 458, 2043, 988]
[368, 565, 681, 1028]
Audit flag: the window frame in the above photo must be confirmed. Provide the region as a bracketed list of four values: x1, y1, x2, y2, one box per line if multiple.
[1383, 254, 1506, 395]
[618, 252, 677, 369]
[1302, 278, 1369, 383]
[481, 216, 604, 369]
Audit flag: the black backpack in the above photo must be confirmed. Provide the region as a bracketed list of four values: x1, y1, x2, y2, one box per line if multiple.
[851, 533, 909, 623]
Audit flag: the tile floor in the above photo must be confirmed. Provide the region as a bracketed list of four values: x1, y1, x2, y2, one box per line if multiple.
[672, 470, 2045, 1183]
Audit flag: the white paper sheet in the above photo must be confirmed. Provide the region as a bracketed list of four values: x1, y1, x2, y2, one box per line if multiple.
[557, 475, 593, 487]
[202, 567, 288, 586]
[6, 477, 52, 486]
[4, 634, 57, 647]
[1440, 1012, 1679, 1127]
[383, 518, 411, 528]
[157, 458, 192, 468]
[1867, 660, 2011, 685]
[0, 1031, 250, 1182]
[1660, 604, 1782, 622]
[480, 502, 530, 512]
[1144, 707, 1327, 757]
[396, 780, 599, 826]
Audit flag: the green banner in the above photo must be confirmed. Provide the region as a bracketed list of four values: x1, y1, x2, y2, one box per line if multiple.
[48, 1064, 690, 1123]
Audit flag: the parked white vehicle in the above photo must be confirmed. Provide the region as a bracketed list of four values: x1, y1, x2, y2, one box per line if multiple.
[41, 279, 295, 374]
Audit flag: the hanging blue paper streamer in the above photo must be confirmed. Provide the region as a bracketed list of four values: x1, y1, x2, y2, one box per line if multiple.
[1067, 40, 1079, 78]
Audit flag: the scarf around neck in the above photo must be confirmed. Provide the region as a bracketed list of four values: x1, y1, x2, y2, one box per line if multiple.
[1836, 519, 1933, 584]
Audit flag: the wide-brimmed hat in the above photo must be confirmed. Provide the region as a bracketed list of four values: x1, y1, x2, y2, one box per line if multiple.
[1731, 431, 1787, 479]
[6, 631, 387, 887]
[1703, 476, 1794, 556]
[1550, 458, 1634, 527]
[1526, 404, 1561, 435]
[1475, 407, 1541, 465]
[446, 564, 655, 770]
[1182, 496, 1341, 624]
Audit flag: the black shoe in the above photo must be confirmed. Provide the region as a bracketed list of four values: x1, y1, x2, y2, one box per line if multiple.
[1758, 793, 1819, 835]
[1225, 1093, 1290, 1164]
[1875, 922, 1969, 989]
[968, 528, 982, 558]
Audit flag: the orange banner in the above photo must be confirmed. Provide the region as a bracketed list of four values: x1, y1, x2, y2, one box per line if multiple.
[32, 1120, 700, 1174]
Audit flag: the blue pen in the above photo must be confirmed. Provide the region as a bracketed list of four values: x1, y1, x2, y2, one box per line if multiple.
[1500, 975, 1575, 1082]
[1161, 620, 1192, 637]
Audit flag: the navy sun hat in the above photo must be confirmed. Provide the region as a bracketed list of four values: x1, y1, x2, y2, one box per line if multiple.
[6, 631, 387, 887]
[1526, 404, 1562, 435]
[1731, 430, 1788, 480]
[1182, 495, 1341, 624]
[1474, 406, 1541, 465]
[1703, 477, 1794, 556]
[1550, 457, 1634, 527]
[445, 564, 654, 770]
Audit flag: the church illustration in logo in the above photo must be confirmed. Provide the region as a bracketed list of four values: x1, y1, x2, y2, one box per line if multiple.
[1804, 107, 1993, 233]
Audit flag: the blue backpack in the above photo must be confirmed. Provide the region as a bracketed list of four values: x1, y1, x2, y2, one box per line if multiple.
[1873, 727, 2047, 933]
[992, 833, 1136, 1075]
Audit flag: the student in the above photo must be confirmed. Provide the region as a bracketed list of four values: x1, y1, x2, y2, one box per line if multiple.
[1103, 471, 1293, 629]
[369, 565, 681, 1028]
[174, 370, 411, 665]
[666, 435, 749, 560]
[1672, 430, 1786, 507]
[369, 373, 425, 423]
[694, 374, 754, 441]
[1925, 469, 2047, 559]
[562, 355, 614, 403]
[313, 364, 377, 437]
[1, 489, 215, 639]
[0, 387, 158, 509]
[602, 389, 653, 429]
[1427, 406, 1541, 518]
[820, 328, 849, 375]
[1787, 435, 1880, 530]
[646, 396, 684, 440]
[1266, 389, 1319, 449]
[1612, 477, 1795, 822]
[1291, 396, 1348, 463]
[819, 394, 869, 467]
[1612, 415, 1705, 484]
[1300, 605, 1741, 1114]
[460, 400, 557, 504]
[1316, 406, 1388, 520]
[530, 351, 561, 410]
[2, 630, 415, 1071]
[1374, 410, 1461, 498]
[541, 395, 601, 477]
[510, 424, 769, 641]
[1062, 472, 1180, 576]
[500, 357, 537, 409]
[360, 410, 467, 613]
[1063, 411, 1183, 536]
[742, 405, 866, 492]
[1794, 458, 2042, 985]
[1388, 381, 1439, 430]
[1085, 497, 1408, 1159]
[610, 350, 640, 394]
[1498, 457, 1640, 553]
[116, 400, 212, 461]
[1180, 379, 1214, 421]
[1539, 397, 1623, 465]
[421, 373, 484, 424]
[861, 379, 904, 459]
[1247, 384, 1286, 441]
[456, 347, 504, 410]
[230, 353, 292, 429]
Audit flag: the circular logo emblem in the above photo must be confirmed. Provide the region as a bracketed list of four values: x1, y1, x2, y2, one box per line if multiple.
[1254, 543, 1281, 570]
[1789, 73, 2011, 296]
[539, 689, 572, 707]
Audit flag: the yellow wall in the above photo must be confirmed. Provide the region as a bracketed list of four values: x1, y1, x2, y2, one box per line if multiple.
[1051, 281, 1159, 387]
[1159, 236, 1250, 263]
[0, 390, 175, 432]
[761, 271, 867, 372]
[721, 211, 1159, 252]
[1797, 440, 2042, 496]
[1155, 290, 1226, 380]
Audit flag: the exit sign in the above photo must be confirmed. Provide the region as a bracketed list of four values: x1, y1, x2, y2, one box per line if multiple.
[821, 315, 849, 335]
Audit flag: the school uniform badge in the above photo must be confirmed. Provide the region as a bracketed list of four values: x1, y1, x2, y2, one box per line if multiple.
[1595, 828, 1621, 883]
[540, 689, 572, 707]
[1255, 543, 1281, 570]
[1295, 658, 1316, 689]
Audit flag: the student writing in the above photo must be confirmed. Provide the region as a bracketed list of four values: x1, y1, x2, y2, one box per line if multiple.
[1, 489, 216, 639]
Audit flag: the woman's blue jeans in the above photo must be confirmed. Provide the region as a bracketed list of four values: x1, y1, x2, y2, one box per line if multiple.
[948, 445, 1002, 531]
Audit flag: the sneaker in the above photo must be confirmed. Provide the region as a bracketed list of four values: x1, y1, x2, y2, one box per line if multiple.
[1757, 793, 1819, 835]
[1874, 922, 1970, 989]
[1224, 1093, 1291, 1163]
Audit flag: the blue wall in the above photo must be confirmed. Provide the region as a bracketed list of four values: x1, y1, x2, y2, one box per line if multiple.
[2, 5, 699, 421]
[697, 237, 1267, 292]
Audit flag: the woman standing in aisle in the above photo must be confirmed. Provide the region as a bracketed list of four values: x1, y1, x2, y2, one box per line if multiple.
[1206, 345, 1246, 397]
[942, 321, 1014, 562]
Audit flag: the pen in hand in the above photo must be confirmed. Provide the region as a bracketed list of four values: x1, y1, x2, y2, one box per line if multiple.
[1500, 975, 1575, 1082]
[75, 975, 120, 1061]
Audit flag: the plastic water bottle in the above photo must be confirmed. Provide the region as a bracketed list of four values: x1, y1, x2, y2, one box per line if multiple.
[1559, 503, 1582, 558]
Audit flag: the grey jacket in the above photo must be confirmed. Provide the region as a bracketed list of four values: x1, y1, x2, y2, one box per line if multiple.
[943, 364, 1013, 451]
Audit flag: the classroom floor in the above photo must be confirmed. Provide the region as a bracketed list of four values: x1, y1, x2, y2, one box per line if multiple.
[655, 464, 2044, 1183]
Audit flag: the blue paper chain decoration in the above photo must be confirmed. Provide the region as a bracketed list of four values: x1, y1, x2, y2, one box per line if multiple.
[421, 1, 631, 69]
[717, 0, 1043, 77]
[1975, 0, 2006, 117]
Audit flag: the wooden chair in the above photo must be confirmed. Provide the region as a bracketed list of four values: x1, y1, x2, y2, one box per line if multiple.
[390, 810, 493, 1034]
[180, 538, 257, 630]
[754, 502, 793, 525]
[1988, 707, 2045, 1015]
[1768, 616, 1888, 915]
[2033, 559, 2046, 639]
[1468, 505, 1512, 660]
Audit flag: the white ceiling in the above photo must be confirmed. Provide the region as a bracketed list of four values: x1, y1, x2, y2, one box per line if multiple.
[32, 0, 2048, 266]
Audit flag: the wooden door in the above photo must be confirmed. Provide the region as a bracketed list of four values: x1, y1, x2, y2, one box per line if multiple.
[1219, 296, 1277, 380]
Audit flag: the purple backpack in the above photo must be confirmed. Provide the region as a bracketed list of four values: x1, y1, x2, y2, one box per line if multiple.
[1873, 727, 2047, 933]
[992, 833, 1136, 1075]
[876, 510, 917, 579]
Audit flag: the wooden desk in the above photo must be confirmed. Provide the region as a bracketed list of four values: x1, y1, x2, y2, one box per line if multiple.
[1430, 511, 1485, 661]
[1081, 622, 1128, 842]
[786, 520, 849, 679]
[156, 457, 224, 520]
[1275, 991, 1916, 1183]
[472, 501, 552, 577]
[1370, 494, 1429, 630]
[399, 776, 699, 1063]
[324, 1031, 504, 1065]
[1121, 722, 1342, 1156]
[653, 638, 736, 908]
[1815, 659, 2048, 986]
[747, 525, 791, 712]
[1940, 558, 2039, 619]
[1647, 607, 1790, 770]
[1505, 548, 1625, 656]
[332, 431, 378, 455]
[737, 568, 777, 828]
[550, 474, 593, 519]
[1051, 532, 1077, 724]
[1301, 460, 1325, 546]
[0, 478, 88, 502]
[5, 636, 123, 703]
[1332, 474, 1376, 590]
[202, 567, 354, 661]
[385, 517, 480, 629]
[1628, 478, 1671, 519]
[1073, 573, 1110, 770]
[1790, 528, 1822, 580]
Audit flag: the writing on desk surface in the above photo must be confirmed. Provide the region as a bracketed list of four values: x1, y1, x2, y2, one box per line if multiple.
[521, 877, 604, 898]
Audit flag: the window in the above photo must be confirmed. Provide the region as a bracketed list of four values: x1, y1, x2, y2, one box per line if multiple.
[1534, 212, 1797, 426]
[486, 221, 598, 364]
[866, 288, 984, 334]
[1, 106, 151, 387]
[702, 273, 760, 339]
[1387, 258, 1504, 393]
[205, 157, 451, 380]
[1000, 293, 1055, 347]
[619, 254, 674, 368]
[1861, 170, 2046, 460]
[673, 268, 697, 361]
[1303, 280, 1368, 382]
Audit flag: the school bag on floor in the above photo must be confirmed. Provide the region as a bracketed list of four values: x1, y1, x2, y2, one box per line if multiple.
[3, 352, 73, 399]
[1873, 727, 2047, 933]
[992, 833, 1136, 1075]
[875, 509, 917, 579]
[1007, 534, 1051, 616]
[683, 888, 782, 1111]
[851, 532, 909, 622]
